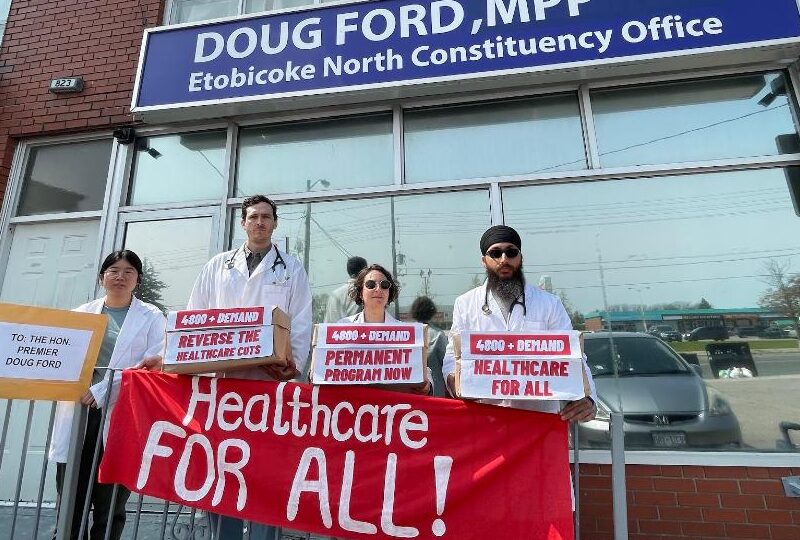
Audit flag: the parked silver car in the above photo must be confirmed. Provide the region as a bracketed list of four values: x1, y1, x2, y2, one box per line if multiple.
[578, 332, 742, 449]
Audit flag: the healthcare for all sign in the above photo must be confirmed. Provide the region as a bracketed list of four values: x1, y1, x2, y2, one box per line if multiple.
[457, 330, 586, 400]
[133, 0, 800, 111]
[100, 372, 574, 539]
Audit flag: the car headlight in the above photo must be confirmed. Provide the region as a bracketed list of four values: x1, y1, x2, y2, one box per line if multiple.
[707, 387, 732, 416]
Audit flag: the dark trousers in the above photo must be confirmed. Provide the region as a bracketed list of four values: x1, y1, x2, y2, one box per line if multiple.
[54, 407, 131, 540]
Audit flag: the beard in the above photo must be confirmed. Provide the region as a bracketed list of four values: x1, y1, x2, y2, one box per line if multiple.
[486, 262, 525, 306]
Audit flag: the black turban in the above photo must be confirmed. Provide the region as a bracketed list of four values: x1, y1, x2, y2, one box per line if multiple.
[480, 225, 522, 255]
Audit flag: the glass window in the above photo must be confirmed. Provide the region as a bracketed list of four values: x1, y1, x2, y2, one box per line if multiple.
[236, 115, 394, 196]
[592, 73, 800, 168]
[403, 95, 586, 183]
[0, 0, 11, 44]
[171, 0, 239, 23]
[17, 139, 113, 216]
[503, 168, 800, 451]
[392, 191, 491, 324]
[128, 131, 227, 206]
[229, 190, 490, 329]
[245, 0, 314, 13]
[123, 217, 214, 312]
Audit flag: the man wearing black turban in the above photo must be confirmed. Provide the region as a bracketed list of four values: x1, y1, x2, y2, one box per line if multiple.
[442, 224, 597, 422]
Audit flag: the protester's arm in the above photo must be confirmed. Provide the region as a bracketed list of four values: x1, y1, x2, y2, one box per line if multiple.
[267, 261, 312, 381]
[186, 262, 211, 311]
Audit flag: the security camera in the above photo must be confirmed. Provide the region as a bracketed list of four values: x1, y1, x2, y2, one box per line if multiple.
[112, 127, 136, 145]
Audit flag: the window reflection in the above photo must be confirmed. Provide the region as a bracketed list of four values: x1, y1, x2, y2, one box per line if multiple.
[128, 131, 227, 206]
[17, 139, 112, 216]
[236, 115, 394, 196]
[124, 217, 213, 312]
[172, 0, 239, 23]
[229, 190, 490, 329]
[404, 95, 586, 183]
[504, 168, 800, 451]
[245, 0, 314, 13]
[592, 73, 800, 167]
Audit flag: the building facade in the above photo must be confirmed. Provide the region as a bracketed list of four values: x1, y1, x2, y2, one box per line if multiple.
[1, 0, 799, 538]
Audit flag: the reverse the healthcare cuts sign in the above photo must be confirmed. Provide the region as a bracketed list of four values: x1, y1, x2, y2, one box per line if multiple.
[133, 0, 800, 111]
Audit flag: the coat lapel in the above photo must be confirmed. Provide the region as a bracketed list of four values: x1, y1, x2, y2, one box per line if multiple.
[107, 297, 148, 369]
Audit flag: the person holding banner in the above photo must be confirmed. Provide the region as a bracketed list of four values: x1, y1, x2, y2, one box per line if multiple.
[443, 225, 597, 419]
[50, 250, 166, 540]
[187, 195, 312, 540]
[339, 263, 431, 395]
[187, 194, 313, 381]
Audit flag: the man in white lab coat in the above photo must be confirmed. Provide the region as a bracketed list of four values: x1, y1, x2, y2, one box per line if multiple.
[189, 195, 313, 539]
[188, 194, 313, 382]
[443, 224, 597, 421]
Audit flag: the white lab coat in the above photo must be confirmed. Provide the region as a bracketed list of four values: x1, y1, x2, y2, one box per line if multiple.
[443, 282, 597, 414]
[338, 310, 400, 324]
[188, 243, 313, 378]
[49, 296, 166, 462]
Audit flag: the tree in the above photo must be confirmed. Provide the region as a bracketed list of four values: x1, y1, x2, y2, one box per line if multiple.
[136, 259, 168, 313]
[758, 259, 800, 341]
[312, 293, 329, 323]
[696, 297, 713, 309]
[557, 290, 585, 330]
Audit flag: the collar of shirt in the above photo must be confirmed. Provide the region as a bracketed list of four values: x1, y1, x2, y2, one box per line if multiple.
[242, 243, 271, 259]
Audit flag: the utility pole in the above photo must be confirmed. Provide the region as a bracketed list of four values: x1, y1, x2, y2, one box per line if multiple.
[303, 179, 329, 271]
[627, 286, 650, 332]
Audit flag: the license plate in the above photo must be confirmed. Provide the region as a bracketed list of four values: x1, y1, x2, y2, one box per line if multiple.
[653, 432, 687, 447]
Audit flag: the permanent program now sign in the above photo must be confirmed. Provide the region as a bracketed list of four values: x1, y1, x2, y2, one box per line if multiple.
[133, 0, 800, 111]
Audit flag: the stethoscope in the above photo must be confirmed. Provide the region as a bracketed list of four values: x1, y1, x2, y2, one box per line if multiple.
[482, 287, 527, 317]
[225, 244, 288, 279]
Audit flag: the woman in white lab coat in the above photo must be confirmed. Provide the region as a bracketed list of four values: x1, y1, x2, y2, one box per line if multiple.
[339, 264, 430, 395]
[49, 249, 166, 540]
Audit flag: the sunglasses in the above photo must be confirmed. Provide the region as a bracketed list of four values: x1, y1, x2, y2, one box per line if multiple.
[365, 279, 392, 290]
[486, 247, 521, 260]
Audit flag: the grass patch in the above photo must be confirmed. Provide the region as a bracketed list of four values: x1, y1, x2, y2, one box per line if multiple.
[670, 339, 799, 352]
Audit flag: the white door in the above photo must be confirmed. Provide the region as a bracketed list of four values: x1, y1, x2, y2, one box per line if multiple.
[0, 219, 100, 503]
[2, 220, 100, 308]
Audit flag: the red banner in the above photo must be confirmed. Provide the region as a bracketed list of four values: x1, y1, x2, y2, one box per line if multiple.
[100, 371, 574, 540]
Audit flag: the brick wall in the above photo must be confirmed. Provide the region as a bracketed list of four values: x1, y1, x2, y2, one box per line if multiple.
[579, 464, 800, 539]
[0, 0, 163, 203]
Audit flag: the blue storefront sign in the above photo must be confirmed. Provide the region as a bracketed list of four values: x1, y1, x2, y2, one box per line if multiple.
[133, 0, 800, 111]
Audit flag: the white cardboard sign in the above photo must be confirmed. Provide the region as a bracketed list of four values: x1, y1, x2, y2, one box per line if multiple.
[164, 307, 273, 366]
[165, 326, 274, 365]
[312, 323, 425, 385]
[458, 330, 586, 401]
[0, 321, 94, 381]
